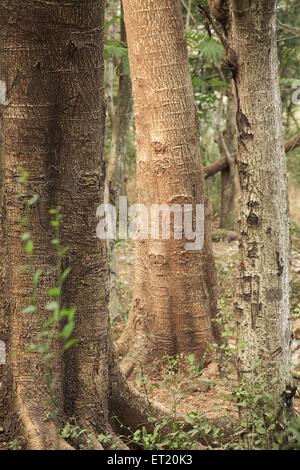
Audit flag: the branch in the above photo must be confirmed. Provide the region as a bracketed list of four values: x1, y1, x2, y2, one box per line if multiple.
[204, 156, 228, 178]
[285, 132, 300, 154]
[198, 3, 228, 49]
[204, 132, 300, 179]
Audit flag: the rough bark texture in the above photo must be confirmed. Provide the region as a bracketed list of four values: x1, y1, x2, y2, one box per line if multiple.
[118, 0, 218, 368]
[0, 0, 154, 449]
[228, 0, 292, 399]
[0, 1, 74, 448]
[0, 97, 11, 443]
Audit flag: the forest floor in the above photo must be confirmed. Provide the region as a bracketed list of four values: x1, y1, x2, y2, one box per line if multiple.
[112, 183, 300, 423]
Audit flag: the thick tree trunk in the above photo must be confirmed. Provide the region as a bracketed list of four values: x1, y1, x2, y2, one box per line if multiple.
[228, 0, 292, 401]
[0, 2, 72, 448]
[0, 99, 11, 443]
[118, 0, 218, 369]
[0, 0, 154, 449]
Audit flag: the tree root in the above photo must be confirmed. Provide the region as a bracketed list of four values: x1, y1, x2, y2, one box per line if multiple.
[109, 358, 237, 448]
[119, 358, 135, 378]
[18, 404, 74, 450]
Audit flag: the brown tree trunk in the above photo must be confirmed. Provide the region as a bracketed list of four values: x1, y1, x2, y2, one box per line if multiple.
[227, 0, 292, 402]
[118, 0, 218, 370]
[0, 95, 11, 443]
[0, 0, 156, 449]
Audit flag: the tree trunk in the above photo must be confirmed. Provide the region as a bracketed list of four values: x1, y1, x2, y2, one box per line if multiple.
[0, 94, 11, 444]
[0, 0, 155, 449]
[118, 0, 218, 369]
[228, 0, 292, 402]
[220, 82, 238, 230]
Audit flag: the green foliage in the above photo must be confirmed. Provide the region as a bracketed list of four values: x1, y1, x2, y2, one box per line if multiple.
[7, 437, 25, 451]
[281, 417, 300, 449]
[119, 411, 226, 450]
[60, 419, 114, 449]
[104, 38, 129, 75]
[210, 299, 236, 377]
[60, 420, 88, 441]
[186, 353, 204, 376]
[225, 382, 285, 450]
[294, 303, 300, 319]
[17, 169, 77, 423]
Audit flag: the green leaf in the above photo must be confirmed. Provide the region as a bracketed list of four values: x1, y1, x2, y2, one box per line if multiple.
[60, 267, 71, 283]
[45, 301, 59, 312]
[25, 344, 37, 352]
[59, 307, 76, 322]
[60, 320, 75, 340]
[33, 268, 43, 286]
[22, 305, 36, 314]
[63, 338, 77, 351]
[24, 240, 33, 255]
[198, 38, 224, 62]
[48, 287, 61, 297]
[50, 219, 60, 228]
[28, 194, 39, 207]
[104, 39, 128, 60]
[21, 232, 31, 241]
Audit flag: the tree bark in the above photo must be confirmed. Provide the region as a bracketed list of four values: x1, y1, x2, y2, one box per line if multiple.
[228, 0, 292, 402]
[118, 0, 218, 369]
[0, 0, 154, 449]
[0, 94, 11, 443]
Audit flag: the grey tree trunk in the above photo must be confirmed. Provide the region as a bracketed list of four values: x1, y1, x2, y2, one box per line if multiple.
[228, 0, 292, 402]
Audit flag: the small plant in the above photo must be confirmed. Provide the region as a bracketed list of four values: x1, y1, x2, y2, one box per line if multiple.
[60, 419, 115, 450]
[97, 433, 114, 447]
[281, 416, 300, 450]
[225, 381, 286, 450]
[293, 303, 300, 319]
[8, 436, 25, 451]
[210, 299, 236, 379]
[121, 411, 224, 450]
[17, 169, 77, 426]
[186, 353, 205, 376]
[126, 416, 196, 450]
[60, 420, 88, 441]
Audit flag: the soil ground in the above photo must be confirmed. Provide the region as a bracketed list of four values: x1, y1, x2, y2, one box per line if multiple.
[112, 181, 300, 421]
